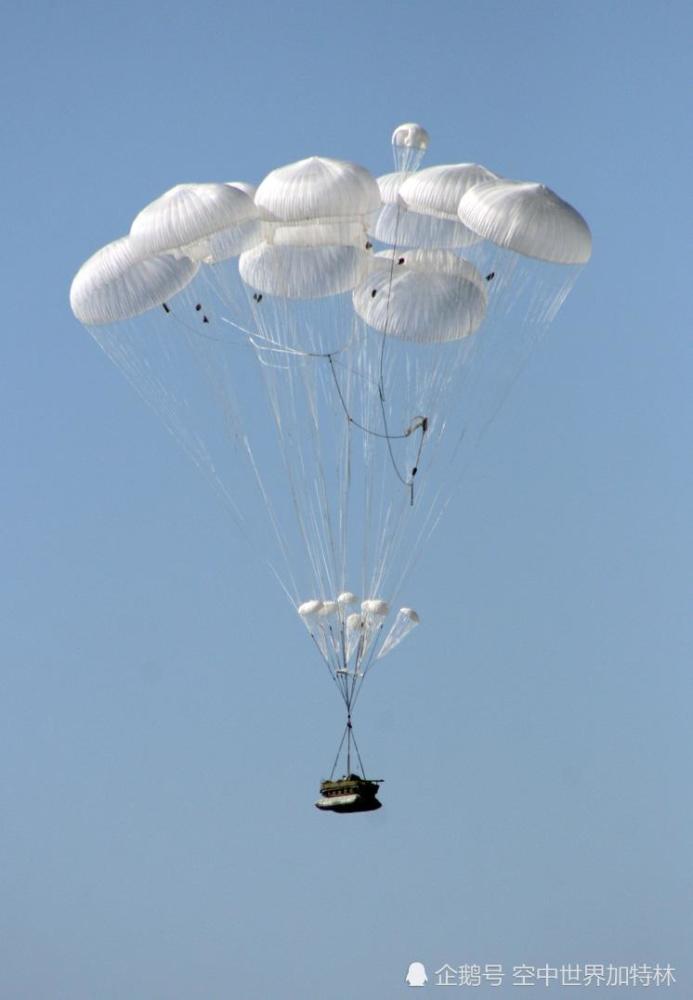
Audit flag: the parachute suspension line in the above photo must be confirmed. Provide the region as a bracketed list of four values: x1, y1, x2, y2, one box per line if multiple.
[329, 723, 348, 780]
[377, 204, 411, 492]
[270, 292, 341, 602]
[92, 311, 303, 606]
[349, 622, 386, 715]
[327, 352, 429, 504]
[347, 717, 367, 777]
[308, 630, 344, 696]
[337, 379, 352, 595]
[302, 356, 341, 600]
[89, 320, 255, 547]
[328, 714, 367, 780]
[239, 438, 301, 601]
[179, 303, 303, 601]
[388, 479, 450, 608]
[167, 296, 341, 610]
[378, 197, 403, 397]
[408, 416, 429, 504]
[327, 354, 411, 441]
[374, 201, 430, 504]
[259, 347, 333, 597]
[340, 605, 349, 680]
[321, 618, 371, 777]
[248, 327, 359, 361]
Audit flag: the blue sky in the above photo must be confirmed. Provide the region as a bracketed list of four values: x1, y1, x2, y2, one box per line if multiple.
[1, 1, 692, 997]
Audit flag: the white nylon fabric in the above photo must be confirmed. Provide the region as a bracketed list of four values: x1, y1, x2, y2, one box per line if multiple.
[239, 243, 370, 299]
[69, 236, 199, 325]
[270, 219, 369, 248]
[391, 123, 430, 172]
[372, 168, 489, 248]
[359, 598, 390, 660]
[345, 612, 364, 661]
[377, 606, 420, 659]
[130, 182, 260, 257]
[399, 163, 498, 222]
[299, 599, 323, 616]
[361, 598, 389, 616]
[458, 179, 592, 264]
[354, 250, 487, 342]
[227, 180, 257, 199]
[372, 203, 477, 249]
[391, 123, 429, 150]
[337, 592, 360, 608]
[378, 248, 488, 288]
[254, 156, 380, 223]
[382, 163, 498, 248]
[185, 219, 264, 263]
[377, 171, 411, 205]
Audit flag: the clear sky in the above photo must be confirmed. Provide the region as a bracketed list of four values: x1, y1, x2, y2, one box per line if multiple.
[1, 1, 692, 997]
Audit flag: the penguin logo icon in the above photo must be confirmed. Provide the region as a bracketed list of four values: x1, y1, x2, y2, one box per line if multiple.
[405, 961, 428, 987]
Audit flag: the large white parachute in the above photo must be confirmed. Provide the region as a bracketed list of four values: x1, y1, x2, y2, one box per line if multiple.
[70, 123, 590, 775]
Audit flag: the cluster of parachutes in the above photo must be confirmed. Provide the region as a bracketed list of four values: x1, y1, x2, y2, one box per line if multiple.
[70, 123, 590, 727]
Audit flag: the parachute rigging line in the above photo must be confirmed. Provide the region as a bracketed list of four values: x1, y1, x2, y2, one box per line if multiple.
[179, 289, 429, 503]
[327, 354, 419, 442]
[374, 200, 429, 503]
[329, 715, 367, 779]
[327, 352, 428, 505]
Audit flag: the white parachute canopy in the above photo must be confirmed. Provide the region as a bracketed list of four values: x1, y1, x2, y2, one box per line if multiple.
[358, 599, 390, 660]
[391, 121, 430, 172]
[337, 591, 360, 608]
[353, 250, 487, 343]
[400, 164, 497, 222]
[372, 163, 496, 249]
[396, 163, 497, 248]
[239, 243, 370, 300]
[345, 612, 364, 661]
[458, 178, 592, 264]
[254, 156, 380, 260]
[256, 155, 381, 221]
[69, 236, 199, 326]
[377, 607, 420, 659]
[372, 170, 474, 248]
[129, 182, 263, 263]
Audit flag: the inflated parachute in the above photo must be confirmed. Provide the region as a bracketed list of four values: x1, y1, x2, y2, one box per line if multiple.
[70, 123, 590, 809]
[70, 236, 199, 324]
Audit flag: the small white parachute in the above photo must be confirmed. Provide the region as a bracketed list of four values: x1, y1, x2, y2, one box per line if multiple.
[298, 599, 323, 617]
[337, 592, 360, 609]
[391, 122, 430, 172]
[377, 607, 421, 659]
[391, 122, 429, 151]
